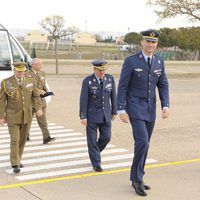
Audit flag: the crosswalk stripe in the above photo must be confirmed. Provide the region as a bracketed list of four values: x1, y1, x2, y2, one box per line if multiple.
[0, 141, 88, 154]
[0, 129, 74, 139]
[0, 145, 115, 161]
[6, 154, 134, 173]
[0, 132, 82, 143]
[0, 136, 87, 148]
[0, 126, 66, 134]
[0, 148, 128, 167]
[16, 160, 157, 181]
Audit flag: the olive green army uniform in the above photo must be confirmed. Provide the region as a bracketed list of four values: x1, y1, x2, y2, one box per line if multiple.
[26, 70, 50, 140]
[0, 75, 42, 167]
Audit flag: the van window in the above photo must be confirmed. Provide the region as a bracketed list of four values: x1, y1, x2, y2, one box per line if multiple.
[0, 31, 11, 70]
[10, 38, 24, 62]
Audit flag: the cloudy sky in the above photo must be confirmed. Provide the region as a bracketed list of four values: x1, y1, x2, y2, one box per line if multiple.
[1, 0, 198, 34]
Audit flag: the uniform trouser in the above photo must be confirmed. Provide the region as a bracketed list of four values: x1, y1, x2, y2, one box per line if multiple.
[86, 121, 111, 167]
[36, 107, 50, 140]
[8, 123, 31, 166]
[130, 119, 155, 183]
[28, 107, 50, 140]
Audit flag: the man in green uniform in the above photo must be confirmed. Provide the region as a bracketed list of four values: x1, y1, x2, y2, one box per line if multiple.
[26, 58, 55, 144]
[0, 62, 42, 173]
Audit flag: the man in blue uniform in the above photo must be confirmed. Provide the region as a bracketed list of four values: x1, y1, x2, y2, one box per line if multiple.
[117, 30, 170, 196]
[79, 60, 117, 172]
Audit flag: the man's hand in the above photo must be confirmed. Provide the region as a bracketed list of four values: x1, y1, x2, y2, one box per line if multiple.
[112, 115, 117, 121]
[119, 113, 130, 123]
[0, 119, 5, 126]
[38, 90, 46, 95]
[36, 110, 43, 117]
[81, 119, 87, 126]
[162, 108, 169, 119]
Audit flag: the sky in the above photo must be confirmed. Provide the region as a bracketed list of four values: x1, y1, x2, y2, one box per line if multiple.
[1, 0, 199, 36]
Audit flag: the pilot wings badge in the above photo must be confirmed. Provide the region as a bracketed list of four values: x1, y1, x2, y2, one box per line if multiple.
[134, 68, 143, 72]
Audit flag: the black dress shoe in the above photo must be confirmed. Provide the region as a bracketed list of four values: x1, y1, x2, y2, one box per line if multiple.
[27, 136, 30, 141]
[93, 166, 103, 172]
[143, 183, 151, 190]
[43, 137, 56, 144]
[12, 166, 20, 173]
[19, 163, 24, 168]
[132, 181, 147, 196]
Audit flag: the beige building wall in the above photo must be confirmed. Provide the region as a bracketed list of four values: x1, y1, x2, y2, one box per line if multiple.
[24, 30, 49, 42]
[74, 32, 96, 44]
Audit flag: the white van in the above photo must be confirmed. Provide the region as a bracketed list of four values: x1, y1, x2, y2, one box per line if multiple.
[0, 24, 51, 103]
[0, 24, 32, 81]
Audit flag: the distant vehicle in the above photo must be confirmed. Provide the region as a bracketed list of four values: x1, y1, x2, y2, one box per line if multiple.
[119, 44, 133, 52]
[0, 24, 51, 103]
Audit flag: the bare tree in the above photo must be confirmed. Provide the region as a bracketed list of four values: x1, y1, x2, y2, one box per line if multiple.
[147, 0, 200, 22]
[40, 15, 68, 74]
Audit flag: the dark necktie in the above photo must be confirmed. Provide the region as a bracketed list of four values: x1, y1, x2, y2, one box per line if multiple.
[18, 79, 23, 89]
[99, 78, 103, 88]
[147, 57, 151, 71]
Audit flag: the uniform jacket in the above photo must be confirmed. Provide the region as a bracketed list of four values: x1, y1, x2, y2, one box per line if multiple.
[0, 75, 42, 124]
[80, 73, 117, 123]
[26, 70, 48, 108]
[117, 52, 169, 122]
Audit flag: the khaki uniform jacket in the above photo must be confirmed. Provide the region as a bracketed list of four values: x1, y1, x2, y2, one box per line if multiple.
[26, 70, 47, 108]
[0, 75, 42, 124]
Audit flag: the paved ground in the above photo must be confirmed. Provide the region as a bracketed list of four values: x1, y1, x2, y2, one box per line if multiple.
[0, 62, 200, 199]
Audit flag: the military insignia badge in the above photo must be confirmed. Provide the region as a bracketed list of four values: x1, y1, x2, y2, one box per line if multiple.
[89, 81, 91, 85]
[105, 83, 112, 89]
[158, 60, 161, 64]
[92, 86, 97, 90]
[150, 32, 156, 37]
[154, 69, 162, 76]
[139, 54, 143, 59]
[26, 83, 33, 88]
[134, 68, 143, 72]
[93, 78, 96, 82]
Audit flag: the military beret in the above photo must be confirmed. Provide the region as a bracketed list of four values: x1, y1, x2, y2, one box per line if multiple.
[12, 62, 27, 72]
[92, 60, 107, 70]
[141, 29, 160, 42]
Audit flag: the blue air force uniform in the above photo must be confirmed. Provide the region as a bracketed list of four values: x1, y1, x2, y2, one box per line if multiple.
[117, 31, 169, 184]
[79, 60, 117, 169]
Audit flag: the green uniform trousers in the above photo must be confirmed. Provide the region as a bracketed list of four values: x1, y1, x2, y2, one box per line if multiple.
[8, 123, 31, 166]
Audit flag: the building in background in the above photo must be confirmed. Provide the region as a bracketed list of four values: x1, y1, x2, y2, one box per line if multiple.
[74, 32, 96, 44]
[24, 30, 49, 42]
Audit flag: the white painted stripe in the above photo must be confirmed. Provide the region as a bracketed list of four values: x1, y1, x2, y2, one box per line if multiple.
[30, 123, 56, 127]
[7, 154, 134, 173]
[30, 126, 64, 131]
[0, 148, 128, 167]
[0, 145, 115, 161]
[29, 129, 74, 135]
[0, 137, 87, 148]
[0, 141, 87, 154]
[0, 129, 75, 139]
[16, 159, 157, 181]
[0, 132, 82, 143]
[0, 125, 66, 134]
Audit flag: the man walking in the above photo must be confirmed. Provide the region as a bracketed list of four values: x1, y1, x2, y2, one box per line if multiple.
[0, 62, 42, 173]
[117, 30, 170, 196]
[26, 58, 55, 144]
[79, 60, 117, 172]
